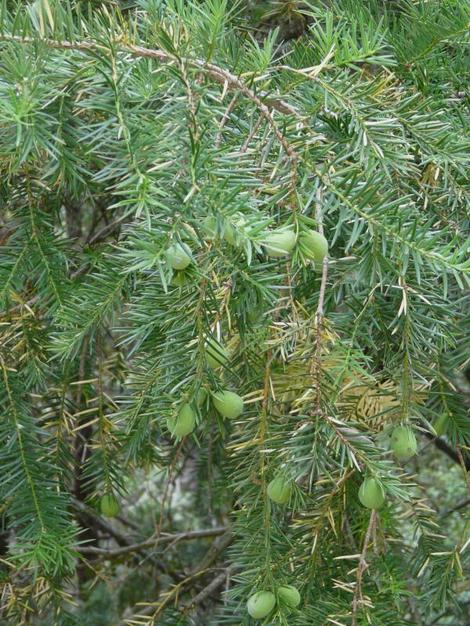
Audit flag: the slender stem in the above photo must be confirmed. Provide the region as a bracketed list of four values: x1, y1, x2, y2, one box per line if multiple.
[352, 509, 377, 625]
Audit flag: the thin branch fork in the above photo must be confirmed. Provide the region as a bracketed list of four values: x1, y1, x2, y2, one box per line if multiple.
[120, 532, 233, 625]
[78, 526, 228, 557]
[182, 567, 232, 611]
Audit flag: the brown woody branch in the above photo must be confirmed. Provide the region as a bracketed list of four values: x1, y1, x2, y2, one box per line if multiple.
[78, 526, 228, 557]
[351, 509, 377, 625]
[0, 34, 299, 157]
[422, 430, 470, 471]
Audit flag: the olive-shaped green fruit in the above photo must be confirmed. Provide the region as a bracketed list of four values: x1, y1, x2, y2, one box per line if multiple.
[167, 403, 196, 438]
[100, 494, 120, 518]
[264, 229, 297, 258]
[434, 413, 449, 437]
[166, 243, 192, 270]
[247, 591, 276, 619]
[390, 425, 418, 460]
[278, 585, 301, 608]
[171, 271, 188, 287]
[205, 337, 229, 369]
[195, 387, 207, 407]
[358, 477, 385, 509]
[224, 214, 246, 246]
[202, 215, 217, 241]
[212, 390, 244, 419]
[267, 476, 292, 505]
[299, 230, 328, 264]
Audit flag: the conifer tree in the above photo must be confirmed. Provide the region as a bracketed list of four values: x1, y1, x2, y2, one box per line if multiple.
[0, 1, 469, 624]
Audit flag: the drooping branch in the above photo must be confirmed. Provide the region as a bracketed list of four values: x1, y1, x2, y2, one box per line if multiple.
[0, 34, 300, 152]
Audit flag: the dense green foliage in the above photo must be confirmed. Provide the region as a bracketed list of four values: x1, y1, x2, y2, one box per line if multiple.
[0, 1, 469, 624]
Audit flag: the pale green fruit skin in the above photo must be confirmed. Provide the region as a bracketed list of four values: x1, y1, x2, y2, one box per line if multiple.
[167, 404, 196, 438]
[195, 387, 207, 407]
[224, 214, 246, 246]
[100, 494, 120, 518]
[264, 229, 297, 257]
[205, 337, 229, 369]
[278, 585, 301, 608]
[166, 243, 192, 270]
[434, 413, 448, 437]
[213, 390, 244, 419]
[247, 591, 276, 619]
[299, 230, 328, 264]
[224, 223, 237, 245]
[358, 478, 385, 509]
[171, 271, 188, 287]
[267, 477, 292, 505]
[390, 425, 418, 460]
[202, 215, 217, 241]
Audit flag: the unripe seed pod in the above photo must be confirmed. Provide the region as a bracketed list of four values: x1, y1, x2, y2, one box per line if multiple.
[100, 494, 120, 518]
[278, 585, 301, 608]
[205, 337, 229, 369]
[167, 403, 196, 438]
[212, 390, 244, 419]
[166, 243, 192, 270]
[299, 230, 328, 264]
[390, 425, 418, 460]
[247, 591, 276, 619]
[171, 271, 188, 287]
[202, 215, 217, 241]
[224, 214, 246, 246]
[264, 229, 297, 257]
[267, 476, 292, 505]
[195, 387, 207, 407]
[358, 477, 385, 509]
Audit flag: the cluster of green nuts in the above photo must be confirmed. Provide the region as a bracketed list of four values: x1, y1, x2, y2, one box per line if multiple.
[166, 336, 244, 439]
[164, 221, 328, 440]
[264, 226, 328, 265]
[100, 493, 120, 518]
[247, 585, 301, 620]
[165, 219, 328, 604]
[358, 424, 418, 510]
[166, 219, 329, 283]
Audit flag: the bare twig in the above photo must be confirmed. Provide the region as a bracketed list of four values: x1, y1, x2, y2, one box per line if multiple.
[87, 213, 127, 245]
[183, 567, 232, 610]
[351, 509, 377, 625]
[457, 445, 470, 491]
[215, 94, 238, 148]
[240, 113, 264, 153]
[422, 429, 470, 472]
[78, 526, 228, 557]
[188, 531, 233, 575]
[120, 532, 233, 625]
[315, 186, 329, 319]
[441, 497, 470, 517]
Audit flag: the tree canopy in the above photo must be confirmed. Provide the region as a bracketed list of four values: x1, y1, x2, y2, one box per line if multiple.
[0, 1, 469, 625]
